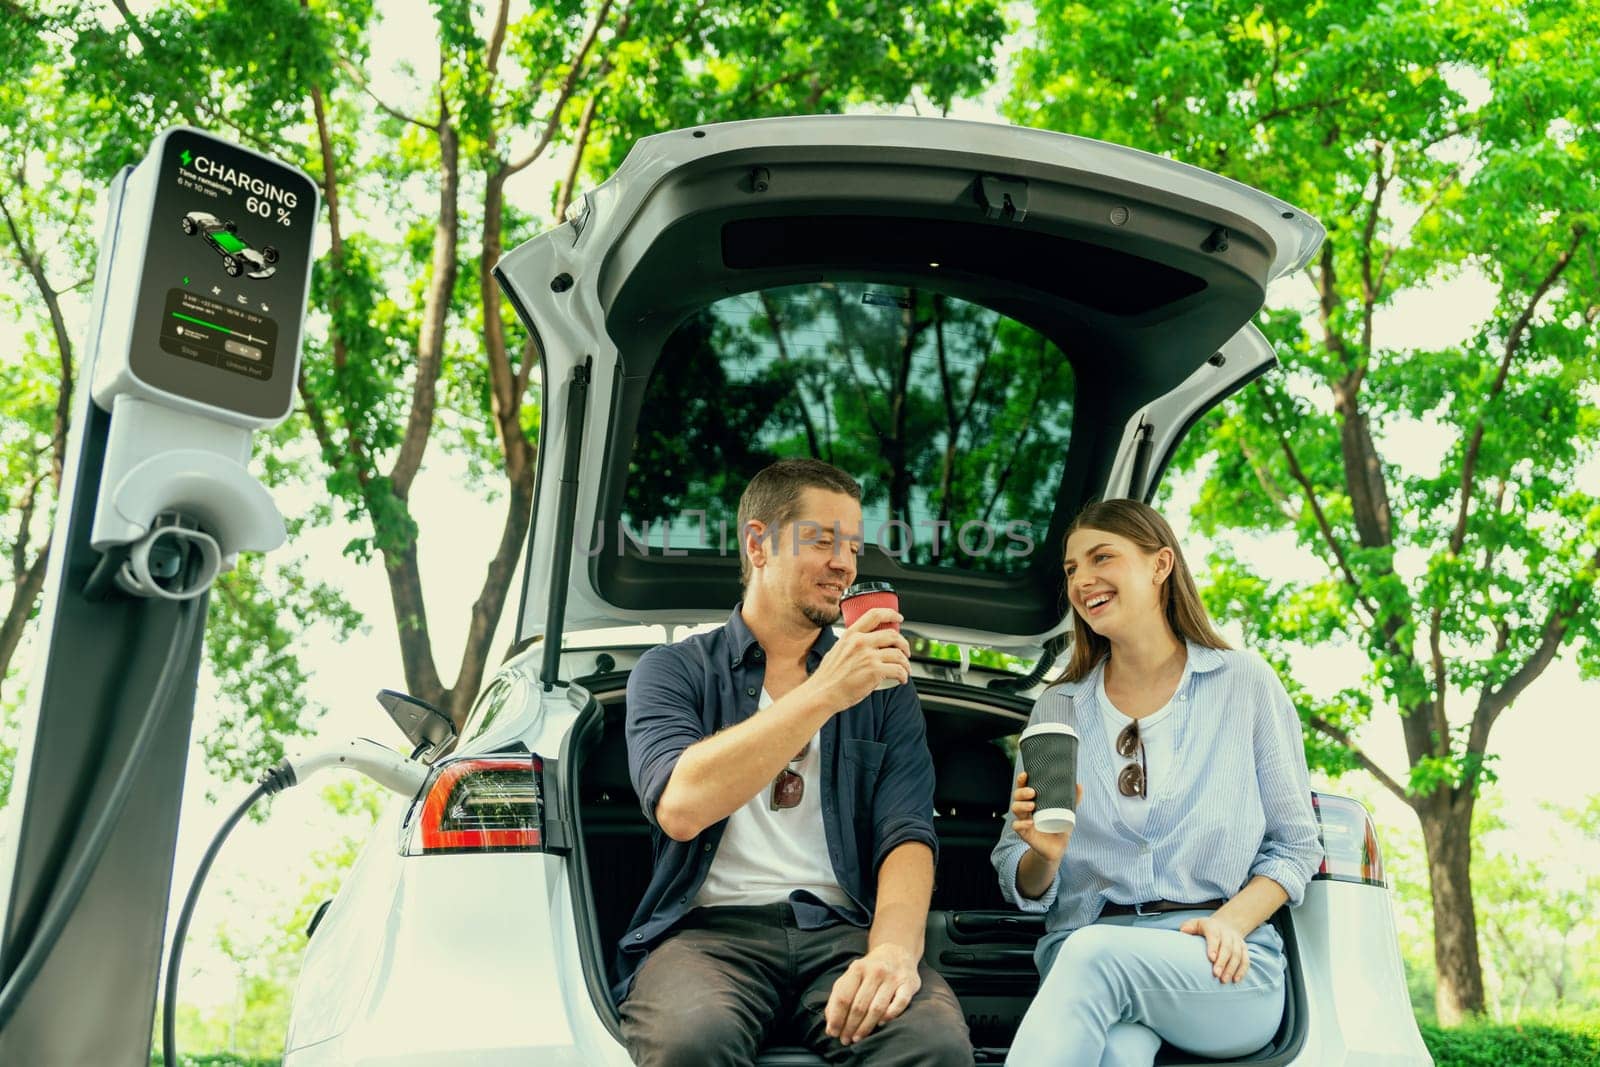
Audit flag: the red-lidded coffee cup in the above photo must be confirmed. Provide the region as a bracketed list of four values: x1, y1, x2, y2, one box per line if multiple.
[839, 581, 901, 690]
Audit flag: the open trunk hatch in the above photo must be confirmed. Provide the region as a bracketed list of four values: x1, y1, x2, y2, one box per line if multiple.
[496, 116, 1321, 652]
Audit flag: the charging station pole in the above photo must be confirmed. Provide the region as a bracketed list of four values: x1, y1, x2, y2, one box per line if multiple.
[0, 129, 317, 1063]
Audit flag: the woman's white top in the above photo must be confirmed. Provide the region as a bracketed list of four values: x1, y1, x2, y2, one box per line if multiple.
[1095, 670, 1176, 837]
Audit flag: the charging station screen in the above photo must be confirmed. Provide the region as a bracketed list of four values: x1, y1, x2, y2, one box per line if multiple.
[129, 131, 316, 420]
[160, 289, 279, 379]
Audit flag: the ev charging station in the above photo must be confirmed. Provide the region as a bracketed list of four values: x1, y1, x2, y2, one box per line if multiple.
[0, 128, 318, 1063]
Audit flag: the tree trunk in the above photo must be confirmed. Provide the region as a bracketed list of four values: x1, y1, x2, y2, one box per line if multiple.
[1418, 797, 1486, 1023]
[0, 195, 74, 699]
[385, 537, 447, 712]
[381, 90, 459, 708]
[0, 549, 50, 686]
[450, 468, 535, 729]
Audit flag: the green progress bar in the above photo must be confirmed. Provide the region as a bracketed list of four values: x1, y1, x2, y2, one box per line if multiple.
[171, 310, 234, 335]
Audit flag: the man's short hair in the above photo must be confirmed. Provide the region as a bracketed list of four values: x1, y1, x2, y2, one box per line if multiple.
[737, 459, 862, 585]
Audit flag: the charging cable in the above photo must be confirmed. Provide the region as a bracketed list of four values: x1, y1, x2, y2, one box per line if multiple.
[162, 739, 427, 1067]
[0, 595, 202, 1031]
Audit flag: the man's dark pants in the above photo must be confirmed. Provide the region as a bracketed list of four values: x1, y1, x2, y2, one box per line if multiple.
[620, 904, 972, 1066]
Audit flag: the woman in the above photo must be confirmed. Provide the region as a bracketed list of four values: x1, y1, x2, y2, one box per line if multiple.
[992, 500, 1323, 1066]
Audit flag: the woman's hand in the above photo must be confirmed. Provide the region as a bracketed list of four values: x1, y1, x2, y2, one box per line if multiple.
[1010, 772, 1082, 865]
[1179, 914, 1251, 983]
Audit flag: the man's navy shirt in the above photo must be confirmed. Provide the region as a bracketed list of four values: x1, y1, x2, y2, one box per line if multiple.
[614, 606, 939, 1001]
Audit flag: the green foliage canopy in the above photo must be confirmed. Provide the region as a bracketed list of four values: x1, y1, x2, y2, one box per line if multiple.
[1009, 0, 1600, 1021]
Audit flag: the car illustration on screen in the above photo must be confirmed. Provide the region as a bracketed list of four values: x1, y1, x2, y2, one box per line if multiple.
[180, 211, 278, 279]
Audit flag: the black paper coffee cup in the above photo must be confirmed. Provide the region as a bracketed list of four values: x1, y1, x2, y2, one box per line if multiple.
[1019, 722, 1078, 833]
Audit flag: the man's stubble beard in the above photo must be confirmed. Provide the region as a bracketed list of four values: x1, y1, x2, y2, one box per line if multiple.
[800, 602, 842, 629]
[795, 578, 842, 629]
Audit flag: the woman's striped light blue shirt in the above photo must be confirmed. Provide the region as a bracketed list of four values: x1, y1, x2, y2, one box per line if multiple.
[990, 642, 1323, 935]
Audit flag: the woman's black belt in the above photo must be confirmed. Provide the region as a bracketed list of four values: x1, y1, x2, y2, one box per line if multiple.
[1099, 898, 1226, 918]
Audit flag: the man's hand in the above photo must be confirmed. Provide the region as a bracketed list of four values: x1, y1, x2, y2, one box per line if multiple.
[1179, 913, 1251, 983]
[804, 607, 910, 710]
[824, 942, 921, 1046]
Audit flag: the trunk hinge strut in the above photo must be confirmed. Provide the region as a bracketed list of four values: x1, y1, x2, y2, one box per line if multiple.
[541, 357, 593, 689]
[1128, 419, 1156, 502]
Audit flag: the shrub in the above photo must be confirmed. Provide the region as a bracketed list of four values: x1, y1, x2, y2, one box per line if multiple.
[1420, 1014, 1600, 1067]
[149, 1054, 281, 1067]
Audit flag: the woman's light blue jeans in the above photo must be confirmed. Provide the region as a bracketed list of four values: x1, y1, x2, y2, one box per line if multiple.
[1006, 909, 1287, 1067]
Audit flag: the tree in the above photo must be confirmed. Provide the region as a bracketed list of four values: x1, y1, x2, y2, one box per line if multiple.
[0, 4, 362, 804]
[52, 0, 1008, 732]
[1384, 793, 1600, 1022]
[1010, 0, 1600, 1023]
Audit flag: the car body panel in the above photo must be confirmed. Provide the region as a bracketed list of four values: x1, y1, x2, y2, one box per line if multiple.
[285, 854, 585, 1065]
[282, 800, 403, 1048]
[1290, 881, 1434, 1064]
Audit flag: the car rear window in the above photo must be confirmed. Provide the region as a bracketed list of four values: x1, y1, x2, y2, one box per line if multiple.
[620, 282, 1075, 575]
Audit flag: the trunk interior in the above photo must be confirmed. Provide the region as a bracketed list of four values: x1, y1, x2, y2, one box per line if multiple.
[562, 670, 1307, 1065]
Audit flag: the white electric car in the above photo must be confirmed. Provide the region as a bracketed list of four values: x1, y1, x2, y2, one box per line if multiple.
[283, 115, 1433, 1066]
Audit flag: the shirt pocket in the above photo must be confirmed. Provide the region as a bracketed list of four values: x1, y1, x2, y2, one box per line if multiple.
[841, 738, 886, 813]
[842, 738, 886, 769]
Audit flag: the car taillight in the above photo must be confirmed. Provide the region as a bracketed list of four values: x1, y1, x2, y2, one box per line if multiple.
[411, 756, 545, 854]
[1310, 792, 1385, 887]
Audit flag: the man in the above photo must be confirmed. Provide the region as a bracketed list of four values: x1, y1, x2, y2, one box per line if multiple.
[617, 459, 972, 1066]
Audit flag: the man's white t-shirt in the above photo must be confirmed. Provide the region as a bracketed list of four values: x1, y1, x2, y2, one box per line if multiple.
[1096, 672, 1175, 838]
[691, 689, 851, 909]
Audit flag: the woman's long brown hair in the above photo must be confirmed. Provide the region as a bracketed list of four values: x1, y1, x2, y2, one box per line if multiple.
[1056, 499, 1230, 684]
